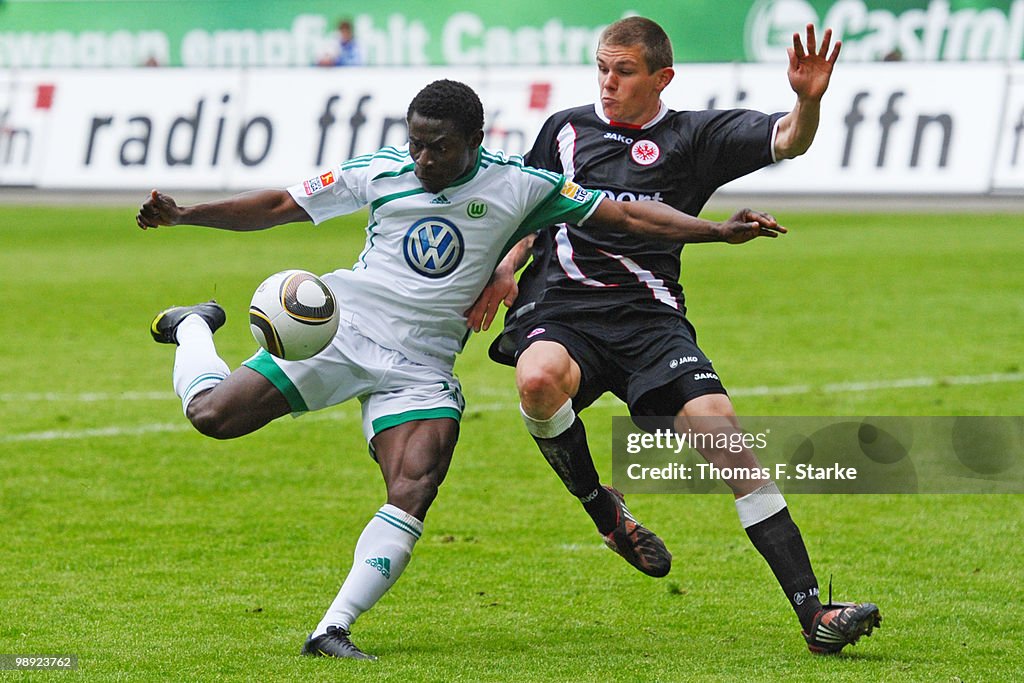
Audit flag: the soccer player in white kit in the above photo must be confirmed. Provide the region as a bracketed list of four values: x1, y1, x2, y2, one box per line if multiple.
[136, 79, 786, 660]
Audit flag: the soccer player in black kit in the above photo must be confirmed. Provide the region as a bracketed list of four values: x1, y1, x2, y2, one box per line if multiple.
[468, 17, 882, 654]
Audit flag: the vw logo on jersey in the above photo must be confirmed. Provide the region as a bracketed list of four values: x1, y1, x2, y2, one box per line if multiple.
[403, 217, 465, 278]
[631, 139, 660, 166]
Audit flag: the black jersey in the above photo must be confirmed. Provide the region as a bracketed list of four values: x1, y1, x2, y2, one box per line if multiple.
[510, 102, 783, 320]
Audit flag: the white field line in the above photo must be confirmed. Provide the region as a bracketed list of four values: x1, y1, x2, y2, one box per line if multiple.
[2, 371, 1022, 444]
[0, 390, 169, 402]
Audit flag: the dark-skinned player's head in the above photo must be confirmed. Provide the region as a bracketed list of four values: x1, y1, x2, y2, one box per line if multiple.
[407, 80, 484, 141]
[406, 80, 485, 193]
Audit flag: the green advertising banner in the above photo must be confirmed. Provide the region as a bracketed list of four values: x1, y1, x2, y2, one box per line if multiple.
[1, 0, 1022, 66]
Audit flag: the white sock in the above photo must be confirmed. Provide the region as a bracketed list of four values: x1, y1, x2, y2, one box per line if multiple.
[172, 314, 230, 414]
[520, 398, 575, 438]
[735, 481, 788, 529]
[313, 504, 422, 637]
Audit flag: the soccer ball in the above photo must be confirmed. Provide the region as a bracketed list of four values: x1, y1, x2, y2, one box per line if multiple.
[249, 270, 339, 361]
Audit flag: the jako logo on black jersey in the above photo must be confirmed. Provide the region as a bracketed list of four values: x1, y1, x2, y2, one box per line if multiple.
[603, 132, 634, 144]
[403, 217, 465, 278]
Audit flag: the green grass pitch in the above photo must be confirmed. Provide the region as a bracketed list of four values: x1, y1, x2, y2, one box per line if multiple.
[1, 203, 1022, 681]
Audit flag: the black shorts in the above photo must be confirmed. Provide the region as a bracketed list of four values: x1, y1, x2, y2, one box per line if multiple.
[489, 306, 727, 417]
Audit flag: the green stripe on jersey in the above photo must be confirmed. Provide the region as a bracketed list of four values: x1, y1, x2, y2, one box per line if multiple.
[480, 151, 560, 183]
[341, 152, 374, 167]
[353, 221, 379, 270]
[371, 162, 417, 181]
[503, 179, 602, 254]
[520, 166, 561, 183]
[341, 158, 372, 170]
[379, 145, 407, 157]
[520, 179, 593, 232]
[370, 186, 427, 214]
[372, 151, 412, 165]
[480, 150, 526, 166]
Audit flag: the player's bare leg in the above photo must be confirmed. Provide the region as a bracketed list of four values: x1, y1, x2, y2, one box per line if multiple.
[184, 368, 290, 439]
[677, 393, 766, 497]
[151, 301, 290, 438]
[516, 341, 670, 577]
[516, 341, 580, 418]
[681, 393, 880, 652]
[373, 417, 458, 519]
[304, 418, 458, 660]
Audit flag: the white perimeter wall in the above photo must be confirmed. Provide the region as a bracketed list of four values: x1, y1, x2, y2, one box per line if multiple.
[1, 64, 1022, 196]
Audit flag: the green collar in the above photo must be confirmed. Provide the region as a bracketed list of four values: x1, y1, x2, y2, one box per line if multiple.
[445, 147, 483, 190]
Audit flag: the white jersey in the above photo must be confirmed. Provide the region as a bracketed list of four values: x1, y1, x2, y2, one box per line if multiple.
[288, 145, 604, 370]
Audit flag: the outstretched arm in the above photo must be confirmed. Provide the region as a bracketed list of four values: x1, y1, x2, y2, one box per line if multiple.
[587, 200, 786, 244]
[136, 189, 310, 231]
[463, 200, 784, 331]
[774, 24, 842, 160]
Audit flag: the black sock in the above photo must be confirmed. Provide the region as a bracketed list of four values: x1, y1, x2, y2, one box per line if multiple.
[580, 487, 619, 535]
[532, 418, 618, 534]
[744, 508, 822, 630]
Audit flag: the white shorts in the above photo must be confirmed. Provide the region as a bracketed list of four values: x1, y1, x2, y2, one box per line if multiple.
[243, 318, 464, 441]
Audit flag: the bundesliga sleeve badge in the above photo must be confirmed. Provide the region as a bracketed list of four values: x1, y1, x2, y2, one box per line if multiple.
[559, 180, 592, 204]
[303, 170, 336, 196]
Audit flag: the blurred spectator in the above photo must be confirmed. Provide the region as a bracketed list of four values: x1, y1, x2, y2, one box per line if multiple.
[882, 48, 903, 62]
[143, 55, 161, 67]
[318, 19, 362, 66]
